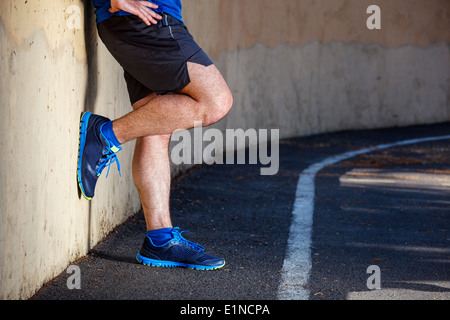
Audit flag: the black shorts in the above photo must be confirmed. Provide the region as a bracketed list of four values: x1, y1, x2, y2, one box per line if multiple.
[97, 13, 213, 105]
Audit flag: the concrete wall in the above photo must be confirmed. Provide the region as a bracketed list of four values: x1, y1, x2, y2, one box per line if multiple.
[0, 0, 449, 299]
[183, 0, 450, 136]
[0, 0, 141, 299]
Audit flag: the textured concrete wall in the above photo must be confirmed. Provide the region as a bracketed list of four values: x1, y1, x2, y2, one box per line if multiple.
[183, 0, 450, 136]
[0, 0, 141, 299]
[0, 0, 449, 299]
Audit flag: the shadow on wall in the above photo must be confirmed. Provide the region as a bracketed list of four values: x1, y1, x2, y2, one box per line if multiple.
[79, 0, 98, 249]
[82, 0, 97, 115]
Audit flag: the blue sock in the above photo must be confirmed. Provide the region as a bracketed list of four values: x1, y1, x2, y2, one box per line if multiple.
[100, 121, 121, 147]
[147, 227, 174, 246]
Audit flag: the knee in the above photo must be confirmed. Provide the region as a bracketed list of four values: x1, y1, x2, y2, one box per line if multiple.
[202, 87, 233, 126]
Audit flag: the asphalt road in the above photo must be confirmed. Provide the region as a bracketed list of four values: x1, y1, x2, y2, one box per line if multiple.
[32, 122, 450, 303]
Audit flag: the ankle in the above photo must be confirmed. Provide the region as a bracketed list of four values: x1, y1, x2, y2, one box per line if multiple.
[100, 121, 122, 147]
[146, 227, 174, 246]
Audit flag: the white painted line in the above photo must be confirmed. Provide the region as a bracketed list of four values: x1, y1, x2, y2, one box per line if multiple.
[340, 169, 450, 189]
[277, 134, 450, 300]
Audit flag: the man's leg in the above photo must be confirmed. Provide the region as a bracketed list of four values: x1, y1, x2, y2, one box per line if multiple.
[128, 63, 229, 269]
[131, 94, 173, 232]
[78, 61, 232, 200]
[78, 62, 229, 269]
[112, 62, 233, 144]
[130, 61, 232, 233]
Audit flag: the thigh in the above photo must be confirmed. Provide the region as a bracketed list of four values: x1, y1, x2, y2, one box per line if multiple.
[179, 62, 231, 105]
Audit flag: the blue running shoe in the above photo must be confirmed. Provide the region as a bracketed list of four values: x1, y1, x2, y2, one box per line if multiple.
[136, 227, 225, 270]
[77, 112, 122, 200]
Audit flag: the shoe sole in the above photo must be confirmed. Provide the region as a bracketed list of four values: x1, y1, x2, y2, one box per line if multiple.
[136, 253, 225, 271]
[77, 112, 93, 200]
